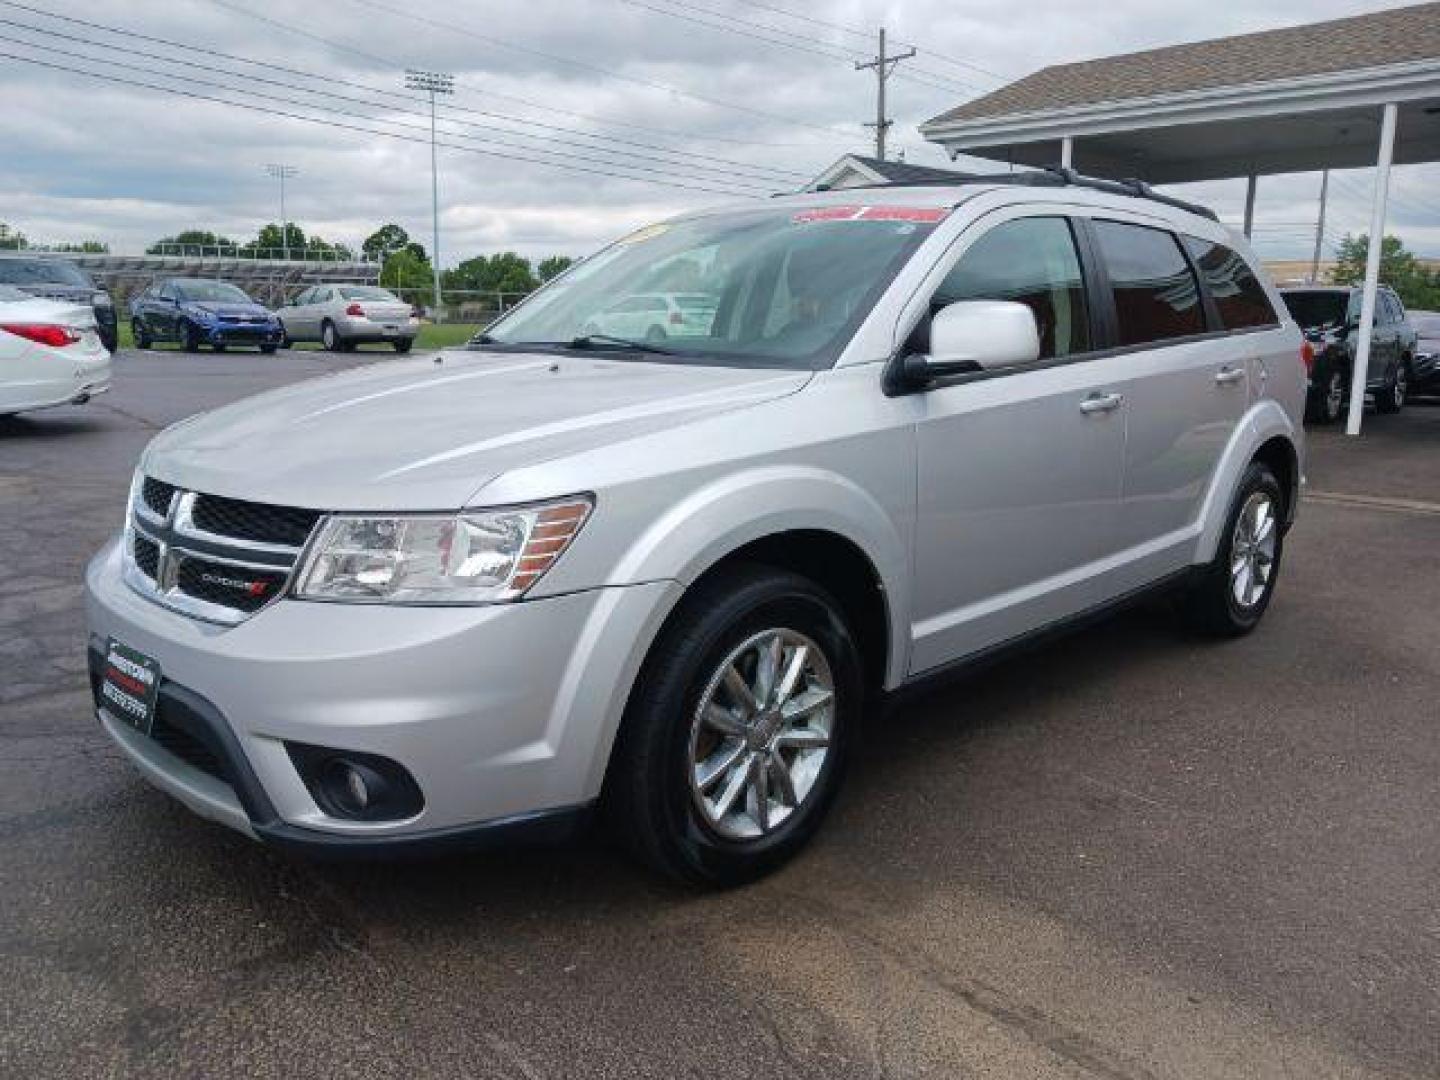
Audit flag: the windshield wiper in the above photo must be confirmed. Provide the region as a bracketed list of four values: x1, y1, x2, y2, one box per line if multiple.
[567, 333, 675, 356]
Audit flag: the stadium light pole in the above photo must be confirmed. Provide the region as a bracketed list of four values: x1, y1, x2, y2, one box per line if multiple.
[263, 163, 298, 260]
[405, 69, 453, 320]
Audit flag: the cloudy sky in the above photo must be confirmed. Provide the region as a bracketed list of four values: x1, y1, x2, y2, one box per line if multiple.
[1, 0, 1435, 266]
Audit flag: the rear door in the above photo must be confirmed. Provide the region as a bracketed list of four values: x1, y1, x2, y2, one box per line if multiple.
[1087, 220, 1254, 560]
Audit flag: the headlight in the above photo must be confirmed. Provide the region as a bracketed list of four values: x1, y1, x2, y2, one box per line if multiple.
[294, 496, 592, 604]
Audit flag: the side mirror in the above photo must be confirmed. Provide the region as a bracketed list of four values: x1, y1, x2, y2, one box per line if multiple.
[893, 300, 1041, 390]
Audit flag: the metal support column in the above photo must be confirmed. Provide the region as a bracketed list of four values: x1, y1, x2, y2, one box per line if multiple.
[1346, 103, 1399, 437]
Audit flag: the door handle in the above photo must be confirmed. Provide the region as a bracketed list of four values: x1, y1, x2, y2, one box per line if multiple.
[1215, 366, 1246, 386]
[1079, 391, 1124, 414]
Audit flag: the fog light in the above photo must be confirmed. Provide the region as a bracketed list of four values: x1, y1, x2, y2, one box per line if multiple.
[286, 743, 424, 822]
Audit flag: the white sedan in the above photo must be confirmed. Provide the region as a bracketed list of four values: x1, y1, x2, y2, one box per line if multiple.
[0, 286, 112, 416]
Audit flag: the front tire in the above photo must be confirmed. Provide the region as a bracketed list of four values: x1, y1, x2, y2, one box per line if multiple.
[178, 320, 200, 353]
[606, 565, 861, 886]
[132, 318, 151, 350]
[1177, 462, 1284, 637]
[321, 320, 342, 352]
[260, 344, 278, 355]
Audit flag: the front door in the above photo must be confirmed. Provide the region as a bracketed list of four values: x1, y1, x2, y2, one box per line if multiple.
[908, 215, 1127, 673]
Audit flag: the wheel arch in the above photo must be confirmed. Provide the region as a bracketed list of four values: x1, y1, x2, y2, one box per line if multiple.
[1195, 401, 1302, 564]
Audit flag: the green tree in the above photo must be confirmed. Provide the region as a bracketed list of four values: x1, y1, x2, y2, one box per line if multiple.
[362, 223, 421, 263]
[52, 240, 110, 254]
[0, 222, 29, 250]
[1331, 233, 1440, 310]
[146, 229, 237, 254]
[442, 252, 537, 295]
[380, 247, 434, 306]
[537, 255, 575, 282]
[247, 222, 306, 255]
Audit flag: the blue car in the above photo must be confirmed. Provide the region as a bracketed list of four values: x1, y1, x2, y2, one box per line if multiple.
[130, 278, 283, 353]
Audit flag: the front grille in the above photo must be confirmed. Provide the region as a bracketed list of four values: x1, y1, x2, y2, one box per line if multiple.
[126, 476, 322, 624]
[150, 711, 226, 781]
[191, 493, 320, 547]
[176, 558, 288, 614]
[141, 477, 176, 517]
[133, 533, 160, 579]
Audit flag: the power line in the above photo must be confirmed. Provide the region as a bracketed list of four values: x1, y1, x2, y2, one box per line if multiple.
[0, 47, 773, 199]
[333, 0, 860, 139]
[616, 0, 984, 96]
[194, 0, 839, 152]
[725, 0, 1010, 82]
[0, 2, 810, 184]
[0, 22, 782, 196]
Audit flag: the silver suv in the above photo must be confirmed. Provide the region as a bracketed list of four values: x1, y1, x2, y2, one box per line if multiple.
[85, 175, 1306, 885]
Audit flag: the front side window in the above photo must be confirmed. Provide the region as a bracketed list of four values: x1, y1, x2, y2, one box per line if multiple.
[484, 205, 941, 369]
[1183, 237, 1277, 330]
[931, 216, 1090, 360]
[1093, 220, 1204, 346]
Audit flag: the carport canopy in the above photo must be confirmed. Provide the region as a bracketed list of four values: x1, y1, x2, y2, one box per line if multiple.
[920, 2, 1440, 434]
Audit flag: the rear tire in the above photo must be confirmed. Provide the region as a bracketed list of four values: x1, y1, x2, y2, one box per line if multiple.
[1377, 360, 1408, 414]
[392, 338, 413, 353]
[605, 565, 861, 887]
[1306, 365, 1345, 425]
[1177, 462, 1284, 638]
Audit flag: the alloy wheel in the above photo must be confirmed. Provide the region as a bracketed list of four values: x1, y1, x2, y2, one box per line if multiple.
[687, 628, 835, 840]
[1230, 491, 1277, 609]
[1394, 366, 1408, 409]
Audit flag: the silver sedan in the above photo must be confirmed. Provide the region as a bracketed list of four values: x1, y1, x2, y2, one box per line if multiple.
[279, 284, 419, 352]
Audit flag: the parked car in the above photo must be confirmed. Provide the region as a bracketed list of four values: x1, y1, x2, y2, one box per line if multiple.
[278, 284, 419, 352]
[1280, 285, 1418, 423]
[579, 292, 718, 342]
[130, 279, 283, 353]
[86, 176, 1305, 885]
[1407, 310, 1440, 395]
[0, 285, 112, 415]
[0, 255, 118, 352]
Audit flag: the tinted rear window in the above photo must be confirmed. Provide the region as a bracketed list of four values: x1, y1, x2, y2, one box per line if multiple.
[1282, 291, 1348, 330]
[1092, 221, 1204, 346]
[0, 259, 93, 287]
[339, 287, 400, 301]
[1184, 238, 1277, 330]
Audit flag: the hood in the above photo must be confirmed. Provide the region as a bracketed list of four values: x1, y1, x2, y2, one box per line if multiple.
[144, 350, 811, 510]
[188, 301, 273, 318]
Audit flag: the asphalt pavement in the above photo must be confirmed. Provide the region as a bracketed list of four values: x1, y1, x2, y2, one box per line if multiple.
[2, 349, 1438, 1079]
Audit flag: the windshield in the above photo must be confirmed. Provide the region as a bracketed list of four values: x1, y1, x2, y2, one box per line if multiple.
[1282, 291, 1348, 330]
[339, 286, 402, 301]
[481, 205, 944, 368]
[175, 280, 253, 303]
[0, 259, 93, 287]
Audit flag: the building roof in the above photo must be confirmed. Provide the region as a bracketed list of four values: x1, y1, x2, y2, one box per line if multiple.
[926, 2, 1440, 127]
[805, 153, 971, 191]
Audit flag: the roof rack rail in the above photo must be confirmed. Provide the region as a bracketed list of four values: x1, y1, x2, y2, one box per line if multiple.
[813, 166, 1220, 222]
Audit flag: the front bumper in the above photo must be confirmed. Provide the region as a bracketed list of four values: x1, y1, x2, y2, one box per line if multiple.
[85, 536, 679, 853]
[199, 322, 284, 347]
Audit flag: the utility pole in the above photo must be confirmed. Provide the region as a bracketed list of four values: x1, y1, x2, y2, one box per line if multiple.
[405, 69, 454, 321]
[855, 27, 914, 162]
[1310, 168, 1330, 284]
[264, 163, 297, 260]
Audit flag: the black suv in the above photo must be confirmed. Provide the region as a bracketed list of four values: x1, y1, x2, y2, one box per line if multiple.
[0, 255, 118, 352]
[1280, 285, 1418, 424]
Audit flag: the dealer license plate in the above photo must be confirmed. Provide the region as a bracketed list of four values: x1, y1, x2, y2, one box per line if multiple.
[99, 639, 161, 735]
